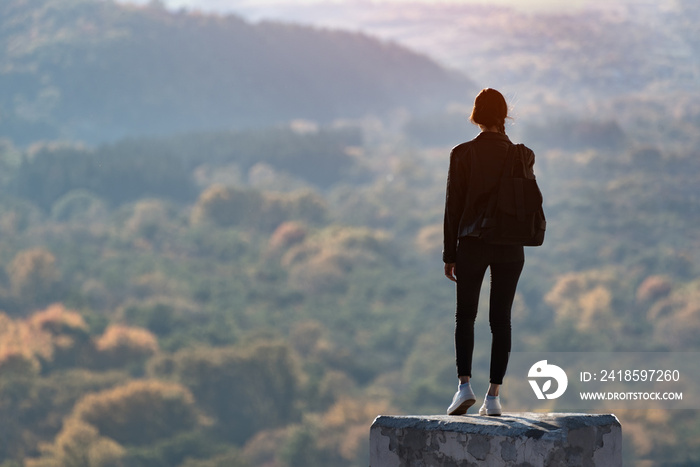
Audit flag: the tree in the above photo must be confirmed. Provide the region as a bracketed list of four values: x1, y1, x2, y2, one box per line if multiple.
[26, 418, 126, 467]
[648, 279, 700, 350]
[191, 186, 327, 232]
[123, 199, 171, 241]
[151, 341, 301, 444]
[72, 380, 200, 446]
[94, 325, 159, 369]
[29, 304, 91, 370]
[8, 248, 61, 309]
[51, 189, 109, 223]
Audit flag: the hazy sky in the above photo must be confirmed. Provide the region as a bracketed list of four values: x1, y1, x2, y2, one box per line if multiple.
[127, 0, 622, 14]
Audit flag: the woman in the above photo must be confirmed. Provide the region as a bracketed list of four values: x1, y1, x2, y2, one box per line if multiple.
[443, 88, 536, 416]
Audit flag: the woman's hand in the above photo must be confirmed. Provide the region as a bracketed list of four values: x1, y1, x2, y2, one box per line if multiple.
[444, 263, 457, 282]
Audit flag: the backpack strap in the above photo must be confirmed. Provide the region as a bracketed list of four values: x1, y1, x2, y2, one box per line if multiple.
[510, 145, 527, 222]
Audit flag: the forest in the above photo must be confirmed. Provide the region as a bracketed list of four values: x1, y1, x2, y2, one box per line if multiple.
[1, 0, 700, 466]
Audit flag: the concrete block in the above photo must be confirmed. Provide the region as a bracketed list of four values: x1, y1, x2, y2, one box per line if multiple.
[370, 413, 621, 467]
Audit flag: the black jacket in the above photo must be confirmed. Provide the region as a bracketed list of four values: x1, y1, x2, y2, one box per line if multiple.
[442, 132, 536, 264]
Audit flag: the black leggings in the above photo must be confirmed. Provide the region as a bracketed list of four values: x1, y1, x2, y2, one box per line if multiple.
[455, 240, 524, 385]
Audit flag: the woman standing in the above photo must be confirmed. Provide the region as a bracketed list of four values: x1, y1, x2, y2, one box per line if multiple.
[443, 88, 536, 416]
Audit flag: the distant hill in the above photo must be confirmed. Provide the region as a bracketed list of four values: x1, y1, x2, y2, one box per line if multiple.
[0, 0, 473, 144]
[226, 1, 700, 136]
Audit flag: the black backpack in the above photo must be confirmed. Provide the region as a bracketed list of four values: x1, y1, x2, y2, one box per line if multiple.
[478, 143, 546, 246]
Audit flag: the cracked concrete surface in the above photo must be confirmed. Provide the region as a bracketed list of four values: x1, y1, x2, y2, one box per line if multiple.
[370, 413, 621, 466]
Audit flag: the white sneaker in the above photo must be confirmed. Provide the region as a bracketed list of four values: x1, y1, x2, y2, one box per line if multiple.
[478, 394, 502, 416]
[446, 383, 476, 415]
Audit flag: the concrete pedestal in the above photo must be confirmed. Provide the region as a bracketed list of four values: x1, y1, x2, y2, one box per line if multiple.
[370, 413, 621, 467]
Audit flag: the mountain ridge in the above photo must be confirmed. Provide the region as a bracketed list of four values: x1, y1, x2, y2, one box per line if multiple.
[0, 0, 473, 144]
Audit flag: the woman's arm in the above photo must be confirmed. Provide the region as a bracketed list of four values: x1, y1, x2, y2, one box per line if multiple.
[443, 148, 467, 265]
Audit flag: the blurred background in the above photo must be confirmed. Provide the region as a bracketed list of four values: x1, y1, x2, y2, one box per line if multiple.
[0, 0, 699, 465]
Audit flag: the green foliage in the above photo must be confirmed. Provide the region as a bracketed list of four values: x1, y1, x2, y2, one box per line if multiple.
[0, 3, 699, 465]
[2, 116, 699, 465]
[51, 190, 109, 223]
[14, 144, 197, 209]
[6, 248, 62, 310]
[72, 380, 200, 446]
[279, 425, 328, 467]
[0, 196, 44, 237]
[29, 304, 93, 370]
[27, 418, 126, 467]
[191, 185, 326, 231]
[0, 369, 129, 464]
[178, 448, 250, 467]
[93, 325, 159, 370]
[124, 431, 244, 467]
[11, 126, 361, 209]
[150, 341, 301, 444]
